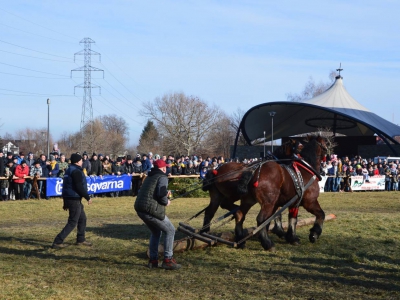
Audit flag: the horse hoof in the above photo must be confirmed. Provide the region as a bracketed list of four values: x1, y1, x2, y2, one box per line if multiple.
[237, 243, 246, 249]
[309, 234, 317, 243]
[290, 240, 301, 246]
[267, 246, 276, 252]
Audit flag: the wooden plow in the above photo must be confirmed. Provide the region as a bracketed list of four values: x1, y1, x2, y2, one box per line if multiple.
[149, 214, 337, 257]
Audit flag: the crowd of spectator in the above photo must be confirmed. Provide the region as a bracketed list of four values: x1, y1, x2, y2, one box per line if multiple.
[2, 148, 398, 201]
[320, 154, 400, 192]
[0, 150, 226, 201]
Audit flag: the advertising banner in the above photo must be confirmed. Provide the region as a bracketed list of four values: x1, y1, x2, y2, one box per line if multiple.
[350, 175, 385, 191]
[46, 175, 132, 197]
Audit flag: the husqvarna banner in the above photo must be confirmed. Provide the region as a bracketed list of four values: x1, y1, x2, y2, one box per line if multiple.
[46, 175, 132, 197]
[350, 175, 385, 191]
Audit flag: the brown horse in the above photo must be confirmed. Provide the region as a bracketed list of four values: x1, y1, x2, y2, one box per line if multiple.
[202, 135, 327, 250]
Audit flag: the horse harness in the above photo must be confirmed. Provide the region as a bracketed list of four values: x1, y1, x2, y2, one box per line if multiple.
[282, 163, 305, 203]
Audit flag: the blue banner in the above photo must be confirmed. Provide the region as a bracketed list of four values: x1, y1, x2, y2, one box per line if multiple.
[46, 175, 133, 197]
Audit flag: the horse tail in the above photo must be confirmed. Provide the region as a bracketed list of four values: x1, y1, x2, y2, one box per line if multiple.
[202, 171, 215, 191]
[237, 171, 253, 195]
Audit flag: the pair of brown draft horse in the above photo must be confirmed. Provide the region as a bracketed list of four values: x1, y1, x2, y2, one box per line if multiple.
[202, 135, 327, 251]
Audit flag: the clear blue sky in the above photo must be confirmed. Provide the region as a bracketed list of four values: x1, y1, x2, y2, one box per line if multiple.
[1, 1, 399, 147]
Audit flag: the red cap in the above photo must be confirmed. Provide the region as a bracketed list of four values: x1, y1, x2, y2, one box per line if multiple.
[153, 159, 167, 168]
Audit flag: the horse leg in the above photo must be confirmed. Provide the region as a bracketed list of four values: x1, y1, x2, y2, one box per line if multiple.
[256, 205, 275, 251]
[285, 207, 301, 245]
[201, 189, 222, 233]
[303, 199, 325, 243]
[234, 198, 256, 249]
[271, 212, 285, 239]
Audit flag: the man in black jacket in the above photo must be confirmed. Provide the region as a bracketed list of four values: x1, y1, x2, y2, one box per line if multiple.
[52, 153, 92, 248]
[134, 159, 181, 270]
[89, 153, 102, 176]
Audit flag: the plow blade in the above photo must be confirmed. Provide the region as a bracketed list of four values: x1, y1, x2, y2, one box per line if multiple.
[200, 232, 237, 248]
[177, 226, 216, 246]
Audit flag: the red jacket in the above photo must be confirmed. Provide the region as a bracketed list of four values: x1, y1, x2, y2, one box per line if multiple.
[14, 164, 30, 184]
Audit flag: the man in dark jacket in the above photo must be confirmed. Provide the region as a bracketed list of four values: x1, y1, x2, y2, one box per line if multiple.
[141, 154, 152, 175]
[82, 152, 91, 176]
[122, 155, 134, 196]
[132, 157, 143, 196]
[134, 159, 181, 270]
[89, 153, 102, 176]
[52, 153, 92, 248]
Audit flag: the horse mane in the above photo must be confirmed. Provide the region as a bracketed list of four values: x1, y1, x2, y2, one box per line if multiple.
[299, 135, 323, 170]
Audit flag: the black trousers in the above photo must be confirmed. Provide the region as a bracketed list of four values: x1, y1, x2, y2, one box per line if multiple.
[53, 199, 87, 244]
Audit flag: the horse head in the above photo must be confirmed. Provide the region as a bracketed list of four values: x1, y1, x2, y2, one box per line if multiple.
[301, 135, 328, 169]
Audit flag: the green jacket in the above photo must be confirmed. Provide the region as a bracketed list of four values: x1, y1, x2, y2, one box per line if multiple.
[58, 161, 69, 178]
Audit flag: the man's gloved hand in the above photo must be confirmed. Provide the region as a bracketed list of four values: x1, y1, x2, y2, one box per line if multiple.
[63, 200, 68, 211]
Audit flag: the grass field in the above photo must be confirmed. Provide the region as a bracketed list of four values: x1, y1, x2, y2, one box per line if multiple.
[1, 192, 400, 300]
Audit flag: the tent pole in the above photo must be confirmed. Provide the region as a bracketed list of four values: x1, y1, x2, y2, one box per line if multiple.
[377, 134, 399, 156]
[232, 125, 241, 159]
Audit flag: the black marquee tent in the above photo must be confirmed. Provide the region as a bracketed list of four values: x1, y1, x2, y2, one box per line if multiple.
[234, 75, 400, 156]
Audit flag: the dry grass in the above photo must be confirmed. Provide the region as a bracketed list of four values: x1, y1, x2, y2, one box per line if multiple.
[0, 192, 400, 299]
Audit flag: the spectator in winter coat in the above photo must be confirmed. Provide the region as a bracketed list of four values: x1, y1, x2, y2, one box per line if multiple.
[17, 152, 25, 165]
[122, 155, 134, 175]
[102, 157, 112, 175]
[141, 154, 152, 175]
[89, 153, 102, 176]
[5, 152, 13, 165]
[49, 155, 60, 177]
[199, 160, 209, 180]
[1, 160, 13, 200]
[25, 152, 35, 168]
[166, 155, 174, 176]
[132, 157, 143, 196]
[121, 155, 134, 196]
[13, 160, 30, 200]
[30, 160, 43, 198]
[58, 154, 69, 178]
[39, 154, 51, 178]
[112, 157, 124, 175]
[23, 153, 35, 199]
[82, 152, 91, 176]
[183, 161, 196, 175]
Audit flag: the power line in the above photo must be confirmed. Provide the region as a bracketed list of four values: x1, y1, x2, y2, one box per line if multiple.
[0, 22, 76, 44]
[102, 78, 138, 110]
[0, 39, 74, 60]
[0, 61, 70, 77]
[0, 8, 77, 41]
[0, 88, 72, 96]
[0, 71, 70, 79]
[99, 61, 145, 103]
[0, 48, 74, 62]
[94, 44, 152, 101]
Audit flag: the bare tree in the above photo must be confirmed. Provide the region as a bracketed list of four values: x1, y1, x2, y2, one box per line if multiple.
[140, 92, 221, 156]
[205, 114, 235, 158]
[78, 115, 128, 156]
[287, 70, 337, 102]
[14, 128, 53, 156]
[229, 108, 247, 146]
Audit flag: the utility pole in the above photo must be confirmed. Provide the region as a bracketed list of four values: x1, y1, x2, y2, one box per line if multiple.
[71, 37, 104, 151]
[47, 98, 50, 158]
